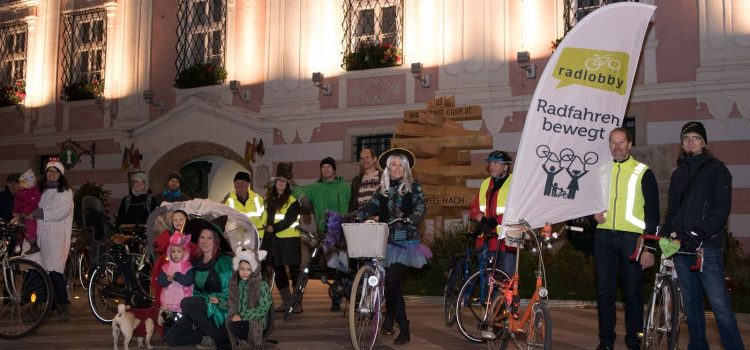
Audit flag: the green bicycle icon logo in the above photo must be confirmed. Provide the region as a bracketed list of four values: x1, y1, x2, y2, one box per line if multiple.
[584, 54, 622, 71]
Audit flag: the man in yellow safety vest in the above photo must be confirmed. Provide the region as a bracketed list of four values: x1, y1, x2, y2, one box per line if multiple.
[593, 127, 659, 350]
[469, 150, 515, 275]
[222, 171, 264, 229]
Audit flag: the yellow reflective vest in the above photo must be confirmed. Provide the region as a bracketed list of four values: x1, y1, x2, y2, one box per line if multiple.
[224, 191, 264, 229]
[478, 174, 512, 234]
[258, 195, 299, 239]
[598, 157, 648, 234]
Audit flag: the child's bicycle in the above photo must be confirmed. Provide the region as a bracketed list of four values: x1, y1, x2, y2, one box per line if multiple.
[0, 220, 53, 339]
[630, 233, 702, 350]
[483, 220, 580, 350]
[443, 222, 496, 327]
[344, 218, 404, 350]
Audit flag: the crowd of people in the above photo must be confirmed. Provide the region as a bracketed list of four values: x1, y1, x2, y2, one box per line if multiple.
[0, 121, 744, 349]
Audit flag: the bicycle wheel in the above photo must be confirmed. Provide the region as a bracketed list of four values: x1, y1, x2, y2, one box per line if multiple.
[443, 258, 467, 326]
[0, 258, 54, 339]
[456, 268, 510, 343]
[87, 261, 123, 323]
[285, 271, 308, 321]
[349, 264, 380, 350]
[643, 277, 680, 350]
[485, 293, 511, 350]
[526, 302, 552, 350]
[78, 250, 91, 290]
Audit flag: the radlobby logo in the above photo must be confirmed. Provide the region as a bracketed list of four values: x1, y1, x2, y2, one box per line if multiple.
[553, 47, 630, 95]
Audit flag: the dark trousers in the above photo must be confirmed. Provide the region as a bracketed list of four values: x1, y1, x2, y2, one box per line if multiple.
[229, 320, 249, 340]
[165, 296, 229, 349]
[385, 263, 408, 323]
[594, 229, 644, 348]
[48, 271, 70, 305]
[274, 264, 300, 289]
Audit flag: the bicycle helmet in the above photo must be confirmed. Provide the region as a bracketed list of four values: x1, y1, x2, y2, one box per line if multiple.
[486, 150, 512, 163]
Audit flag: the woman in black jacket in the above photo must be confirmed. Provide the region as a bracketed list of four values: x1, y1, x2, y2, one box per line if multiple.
[116, 172, 157, 227]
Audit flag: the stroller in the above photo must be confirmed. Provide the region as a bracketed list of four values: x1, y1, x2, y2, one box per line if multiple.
[144, 199, 274, 342]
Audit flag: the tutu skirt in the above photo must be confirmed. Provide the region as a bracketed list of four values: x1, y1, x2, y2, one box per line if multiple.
[384, 240, 432, 269]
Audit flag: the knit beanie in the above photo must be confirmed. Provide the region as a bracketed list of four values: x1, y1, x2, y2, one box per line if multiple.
[320, 157, 336, 171]
[681, 121, 707, 144]
[233, 171, 251, 182]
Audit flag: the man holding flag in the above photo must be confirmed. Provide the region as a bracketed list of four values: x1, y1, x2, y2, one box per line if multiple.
[593, 127, 659, 350]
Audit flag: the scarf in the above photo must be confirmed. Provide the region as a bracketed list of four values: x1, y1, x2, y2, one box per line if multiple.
[162, 188, 182, 198]
[45, 180, 59, 190]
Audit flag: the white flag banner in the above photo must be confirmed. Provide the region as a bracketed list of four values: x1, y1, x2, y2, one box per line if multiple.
[502, 3, 656, 232]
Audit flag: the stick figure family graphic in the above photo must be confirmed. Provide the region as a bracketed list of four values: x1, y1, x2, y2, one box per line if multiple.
[536, 145, 599, 200]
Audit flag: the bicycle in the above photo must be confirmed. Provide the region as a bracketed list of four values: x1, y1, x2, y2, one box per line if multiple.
[630, 234, 702, 350]
[63, 226, 92, 292]
[87, 226, 154, 323]
[285, 225, 353, 321]
[443, 222, 496, 327]
[483, 221, 580, 350]
[455, 229, 512, 343]
[0, 220, 54, 339]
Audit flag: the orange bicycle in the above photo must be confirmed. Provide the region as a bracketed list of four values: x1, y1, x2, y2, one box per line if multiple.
[484, 220, 581, 350]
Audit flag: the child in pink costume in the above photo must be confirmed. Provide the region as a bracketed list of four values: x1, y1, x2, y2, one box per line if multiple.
[157, 232, 194, 313]
[12, 169, 41, 255]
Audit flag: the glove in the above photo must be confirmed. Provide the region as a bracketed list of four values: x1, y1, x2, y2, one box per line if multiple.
[480, 217, 498, 231]
[674, 231, 700, 252]
[31, 208, 44, 220]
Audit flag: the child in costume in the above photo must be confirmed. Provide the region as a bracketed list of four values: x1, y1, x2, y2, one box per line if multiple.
[157, 231, 194, 313]
[12, 169, 41, 255]
[151, 209, 192, 306]
[226, 247, 272, 350]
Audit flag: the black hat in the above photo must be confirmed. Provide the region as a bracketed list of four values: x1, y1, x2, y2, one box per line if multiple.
[233, 171, 251, 182]
[272, 162, 294, 181]
[167, 172, 183, 183]
[185, 217, 233, 254]
[379, 148, 416, 170]
[320, 157, 336, 171]
[681, 121, 707, 144]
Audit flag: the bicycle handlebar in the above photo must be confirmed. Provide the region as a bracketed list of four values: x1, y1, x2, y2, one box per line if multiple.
[629, 234, 703, 271]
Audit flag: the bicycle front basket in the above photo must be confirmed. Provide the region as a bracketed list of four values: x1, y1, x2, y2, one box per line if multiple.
[342, 223, 389, 258]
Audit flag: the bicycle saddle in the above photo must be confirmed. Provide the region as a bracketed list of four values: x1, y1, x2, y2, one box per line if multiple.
[110, 233, 135, 245]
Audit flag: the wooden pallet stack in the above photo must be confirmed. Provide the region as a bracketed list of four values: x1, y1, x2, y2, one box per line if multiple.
[392, 96, 493, 237]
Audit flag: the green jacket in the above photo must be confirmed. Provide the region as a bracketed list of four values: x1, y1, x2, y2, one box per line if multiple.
[193, 254, 233, 327]
[293, 176, 350, 233]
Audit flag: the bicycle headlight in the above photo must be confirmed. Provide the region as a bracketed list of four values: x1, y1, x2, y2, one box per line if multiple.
[367, 275, 379, 287]
[538, 287, 548, 298]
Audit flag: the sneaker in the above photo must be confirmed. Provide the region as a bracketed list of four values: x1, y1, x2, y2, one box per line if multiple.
[330, 302, 341, 312]
[196, 335, 216, 350]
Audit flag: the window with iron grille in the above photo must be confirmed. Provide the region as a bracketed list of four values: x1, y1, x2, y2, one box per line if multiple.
[562, 0, 638, 34]
[175, 0, 227, 89]
[342, 0, 403, 71]
[60, 8, 106, 101]
[0, 20, 27, 106]
[353, 134, 392, 161]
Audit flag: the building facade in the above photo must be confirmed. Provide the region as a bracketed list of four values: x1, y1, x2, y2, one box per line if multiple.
[0, 0, 748, 249]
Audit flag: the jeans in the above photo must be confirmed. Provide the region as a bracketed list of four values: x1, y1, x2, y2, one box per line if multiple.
[594, 229, 644, 348]
[674, 244, 745, 350]
[497, 250, 516, 276]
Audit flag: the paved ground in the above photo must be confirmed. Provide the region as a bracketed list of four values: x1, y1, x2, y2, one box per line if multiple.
[2, 282, 748, 349]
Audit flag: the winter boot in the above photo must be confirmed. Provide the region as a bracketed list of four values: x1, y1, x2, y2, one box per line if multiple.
[381, 313, 395, 335]
[24, 241, 40, 255]
[394, 320, 410, 345]
[275, 287, 291, 312]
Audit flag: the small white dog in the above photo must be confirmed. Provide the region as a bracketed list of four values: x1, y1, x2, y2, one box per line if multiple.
[112, 304, 154, 350]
